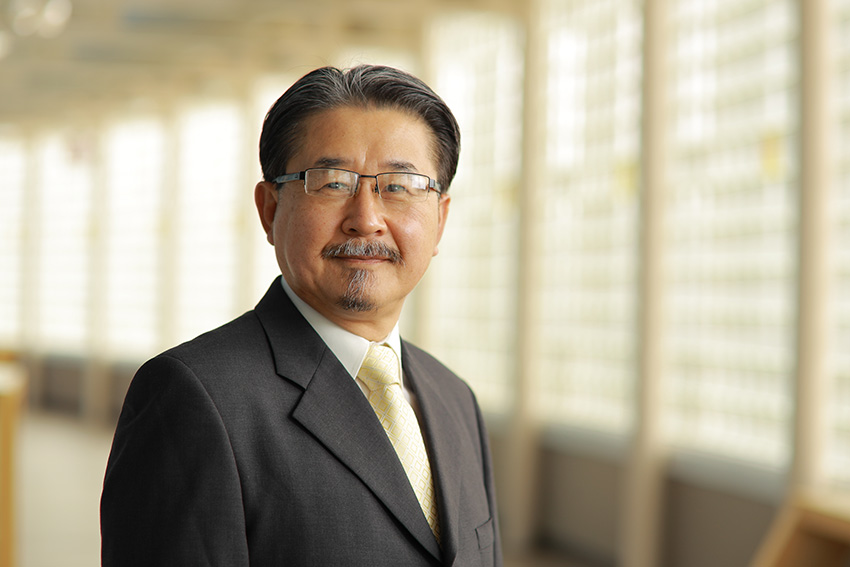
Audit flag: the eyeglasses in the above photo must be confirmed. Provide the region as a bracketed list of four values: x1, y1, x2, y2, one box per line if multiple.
[274, 167, 442, 203]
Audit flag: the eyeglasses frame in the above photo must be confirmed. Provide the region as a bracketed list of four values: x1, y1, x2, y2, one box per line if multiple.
[273, 167, 442, 200]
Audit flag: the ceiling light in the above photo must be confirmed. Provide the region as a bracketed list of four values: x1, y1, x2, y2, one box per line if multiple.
[39, 0, 72, 37]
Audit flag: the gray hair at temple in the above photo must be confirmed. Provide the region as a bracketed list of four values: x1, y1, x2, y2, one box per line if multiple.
[259, 64, 461, 193]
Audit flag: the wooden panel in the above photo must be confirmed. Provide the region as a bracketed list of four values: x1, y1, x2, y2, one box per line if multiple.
[0, 363, 26, 567]
[753, 493, 850, 567]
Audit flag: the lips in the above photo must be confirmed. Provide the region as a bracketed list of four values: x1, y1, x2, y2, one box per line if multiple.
[338, 255, 384, 261]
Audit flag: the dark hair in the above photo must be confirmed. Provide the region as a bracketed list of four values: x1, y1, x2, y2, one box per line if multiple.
[259, 65, 461, 192]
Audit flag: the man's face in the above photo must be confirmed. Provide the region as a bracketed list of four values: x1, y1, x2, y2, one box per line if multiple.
[255, 105, 451, 337]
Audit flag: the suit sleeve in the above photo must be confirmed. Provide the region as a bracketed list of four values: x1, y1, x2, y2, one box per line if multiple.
[101, 355, 250, 566]
[475, 397, 503, 567]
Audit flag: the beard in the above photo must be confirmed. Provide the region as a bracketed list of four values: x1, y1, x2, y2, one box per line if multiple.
[322, 240, 404, 312]
[338, 268, 374, 312]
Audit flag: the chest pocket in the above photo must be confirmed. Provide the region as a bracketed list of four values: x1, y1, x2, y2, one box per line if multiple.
[476, 517, 495, 566]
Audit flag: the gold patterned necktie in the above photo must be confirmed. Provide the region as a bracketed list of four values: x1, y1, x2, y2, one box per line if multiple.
[358, 342, 441, 542]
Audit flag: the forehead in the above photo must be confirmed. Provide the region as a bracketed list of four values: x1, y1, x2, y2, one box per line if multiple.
[291, 105, 437, 173]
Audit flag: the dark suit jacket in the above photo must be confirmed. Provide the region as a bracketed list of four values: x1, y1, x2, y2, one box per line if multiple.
[101, 278, 502, 566]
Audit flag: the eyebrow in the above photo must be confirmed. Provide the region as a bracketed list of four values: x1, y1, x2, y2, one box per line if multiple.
[312, 157, 346, 168]
[383, 160, 419, 173]
[310, 157, 420, 173]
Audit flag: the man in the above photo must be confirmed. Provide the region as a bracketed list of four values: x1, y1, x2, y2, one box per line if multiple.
[101, 64, 502, 567]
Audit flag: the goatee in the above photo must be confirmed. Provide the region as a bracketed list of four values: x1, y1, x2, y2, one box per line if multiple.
[322, 240, 404, 312]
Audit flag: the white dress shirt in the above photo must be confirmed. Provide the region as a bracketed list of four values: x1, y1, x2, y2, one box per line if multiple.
[279, 277, 415, 404]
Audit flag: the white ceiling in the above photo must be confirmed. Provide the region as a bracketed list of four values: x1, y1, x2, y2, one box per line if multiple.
[0, 0, 515, 123]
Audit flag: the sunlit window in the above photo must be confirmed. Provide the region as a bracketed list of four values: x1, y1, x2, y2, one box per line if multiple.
[173, 102, 247, 343]
[537, 0, 642, 432]
[665, 0, 798, 467]
[103, 118, 165, 358]
[35, 131, 96, 353]
[826, 0, 850, 489]
[0, 135, 26, 348]
[427, 13, 524, 414]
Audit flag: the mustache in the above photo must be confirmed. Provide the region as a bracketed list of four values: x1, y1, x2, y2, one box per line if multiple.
[322, 240, 404, 265]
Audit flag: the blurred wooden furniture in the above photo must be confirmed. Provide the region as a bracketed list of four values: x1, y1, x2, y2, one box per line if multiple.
[0, 362, 26, 567]
[752, 491, 850, 567]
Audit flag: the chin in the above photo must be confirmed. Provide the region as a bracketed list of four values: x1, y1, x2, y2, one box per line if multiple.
[337, 294, 378, 312]
[337, 268, 378, 312]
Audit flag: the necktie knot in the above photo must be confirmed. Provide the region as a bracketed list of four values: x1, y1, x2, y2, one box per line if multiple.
[359, 343, 400, 391]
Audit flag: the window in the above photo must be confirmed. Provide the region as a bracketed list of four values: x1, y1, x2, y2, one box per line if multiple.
[103, 118, 166, 358]
[427, 13, 524, 413]
[0, 134, 26, 348]
[35, 131, 96, 353]
[537, 0, 642, 432]
[173, 102, 247, 343]
[826, 0, 850, 488]
[665, 0, 798, 467]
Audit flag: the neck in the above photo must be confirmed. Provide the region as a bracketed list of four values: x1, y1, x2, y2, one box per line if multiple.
[279, 276, 403, 342]
[320, 306, 400, 342]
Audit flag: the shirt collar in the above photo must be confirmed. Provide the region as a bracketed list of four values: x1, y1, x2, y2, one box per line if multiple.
[279, 277, 403, 381]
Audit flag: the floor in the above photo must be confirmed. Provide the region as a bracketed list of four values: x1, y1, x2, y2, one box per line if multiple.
[16, 411, 113, 567]
[13, 411, 583, 567]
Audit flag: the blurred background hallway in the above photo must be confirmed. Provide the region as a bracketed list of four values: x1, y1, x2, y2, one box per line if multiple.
[3, 0, 850, 565]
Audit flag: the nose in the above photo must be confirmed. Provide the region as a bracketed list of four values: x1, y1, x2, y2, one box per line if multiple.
[353, 174, 380, 198]
[341, 176, 386, 236]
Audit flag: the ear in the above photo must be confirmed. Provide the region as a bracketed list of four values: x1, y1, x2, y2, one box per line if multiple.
[432, 194, 451, 256]
[254, 181, 279, 245]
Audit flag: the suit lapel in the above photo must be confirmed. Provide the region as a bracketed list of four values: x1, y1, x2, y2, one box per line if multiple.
[403, 346, 468, 567]
[292, 358, 442, 560]
[253, 279, 442, 561]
